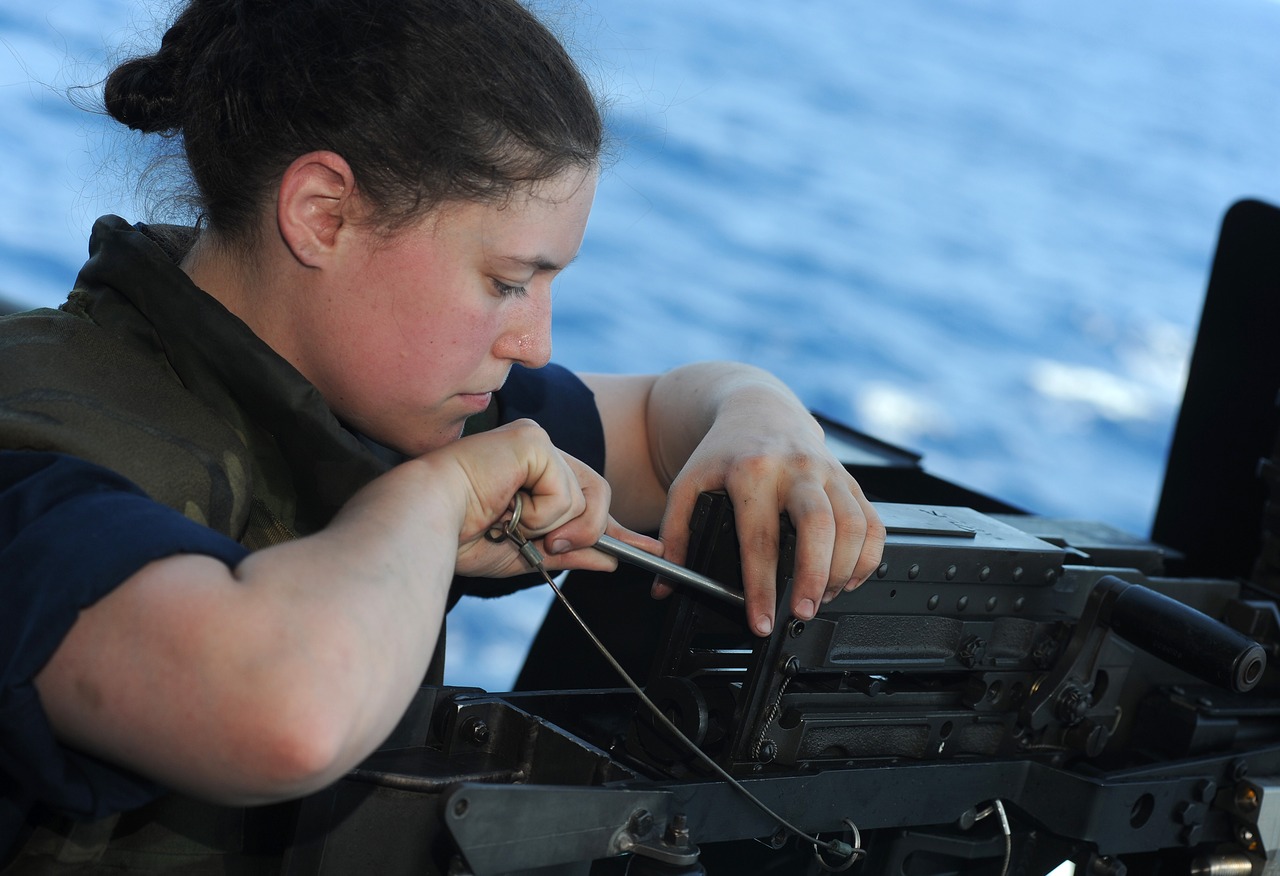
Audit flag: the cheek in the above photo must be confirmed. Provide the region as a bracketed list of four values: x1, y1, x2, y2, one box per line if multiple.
[387, 307, 500, 382]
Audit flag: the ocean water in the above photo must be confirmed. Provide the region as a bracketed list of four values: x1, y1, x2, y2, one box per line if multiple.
[3, 0, 1280, 691]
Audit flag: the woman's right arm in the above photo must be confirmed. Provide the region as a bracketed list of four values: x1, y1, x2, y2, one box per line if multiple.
[32, 419, 639, 806]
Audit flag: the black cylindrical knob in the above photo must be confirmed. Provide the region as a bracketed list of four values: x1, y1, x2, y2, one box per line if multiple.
[1099, 576, 1266, 693]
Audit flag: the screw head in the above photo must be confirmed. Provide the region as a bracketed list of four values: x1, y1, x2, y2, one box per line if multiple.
[464, 717, 490, 744]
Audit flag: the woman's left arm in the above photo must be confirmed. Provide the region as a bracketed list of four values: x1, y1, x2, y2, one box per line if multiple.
[581, 362, 885, 638]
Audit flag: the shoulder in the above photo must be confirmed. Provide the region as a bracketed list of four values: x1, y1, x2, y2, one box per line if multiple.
[0, 308, 253, 535]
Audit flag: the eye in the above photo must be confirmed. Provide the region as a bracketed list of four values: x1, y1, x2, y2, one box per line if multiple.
[491, 278, 528, 298]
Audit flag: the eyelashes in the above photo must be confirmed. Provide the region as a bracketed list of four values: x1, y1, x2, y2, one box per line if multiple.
[491, 279, 528, 298]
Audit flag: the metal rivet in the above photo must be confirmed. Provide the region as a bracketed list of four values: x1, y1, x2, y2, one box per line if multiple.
[927, 595, 940, 610]
[986, 596, 998, 612]
[979, 566, 991, 582]
[1013, 596, 1026, 611]
[957, 596, 969, 611]
[1012, 567, 1024, 582]
[908, 564, 920, 580]
[945, 565, 957, 581]
[876, 563, 889, 579]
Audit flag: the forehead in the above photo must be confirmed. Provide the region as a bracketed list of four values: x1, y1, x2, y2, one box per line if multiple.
[433, 168, 598, 258]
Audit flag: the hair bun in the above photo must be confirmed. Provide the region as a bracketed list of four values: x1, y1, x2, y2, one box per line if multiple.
[103, 56, 182, 133]
[103, 17, 198, 134]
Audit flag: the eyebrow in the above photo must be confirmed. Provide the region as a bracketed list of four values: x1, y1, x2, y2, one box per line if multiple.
[503, 253, 580, 273]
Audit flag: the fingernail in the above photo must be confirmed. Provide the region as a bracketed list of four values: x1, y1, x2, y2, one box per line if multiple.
[797, 598, 816, 619]
[548, 539, 570, 554]
[755, 615, 773, 636]
[821, 593, 834, 605]
[845, 577, 862, 592]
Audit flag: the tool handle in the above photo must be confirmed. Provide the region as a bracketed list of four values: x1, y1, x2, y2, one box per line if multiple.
[595, 535, 746, 607]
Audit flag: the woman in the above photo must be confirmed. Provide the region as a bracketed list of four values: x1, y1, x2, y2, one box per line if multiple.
[0, 0, 883, 866]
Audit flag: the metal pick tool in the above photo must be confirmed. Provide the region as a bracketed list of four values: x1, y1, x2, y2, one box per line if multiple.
[595, 534, 745, 607]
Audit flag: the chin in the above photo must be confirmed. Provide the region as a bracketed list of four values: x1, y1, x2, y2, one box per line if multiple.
[402, 424, 469, 457]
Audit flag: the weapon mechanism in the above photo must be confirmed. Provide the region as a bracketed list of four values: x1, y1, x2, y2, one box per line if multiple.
[281, 200, 1280, 876]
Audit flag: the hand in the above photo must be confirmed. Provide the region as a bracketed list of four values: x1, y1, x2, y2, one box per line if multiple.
[438, 419, 660, 578]
[657, 395, 885, 638]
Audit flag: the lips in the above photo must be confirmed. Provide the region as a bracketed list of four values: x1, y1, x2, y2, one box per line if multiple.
[458, 370, 508, 410]
[457, 391, 493, 411]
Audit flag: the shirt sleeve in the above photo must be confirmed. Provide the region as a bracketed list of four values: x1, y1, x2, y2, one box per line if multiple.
[495, 363, 605, 475]
[0, 451, 251, 839]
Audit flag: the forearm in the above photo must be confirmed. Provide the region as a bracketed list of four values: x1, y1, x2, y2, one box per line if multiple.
[584, 363, 823, 532]
[646, 361, 823, 487]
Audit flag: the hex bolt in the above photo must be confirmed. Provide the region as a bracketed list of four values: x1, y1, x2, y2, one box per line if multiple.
[665, 814, 691, 848]
[1175, 802, 1206, 825]
[628, 809, 655, 839]
[464, 717, 490, 745]
[1055, 685, 1091, 725]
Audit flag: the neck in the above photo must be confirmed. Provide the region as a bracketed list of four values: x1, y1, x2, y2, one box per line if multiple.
[181, 230, 296, 352]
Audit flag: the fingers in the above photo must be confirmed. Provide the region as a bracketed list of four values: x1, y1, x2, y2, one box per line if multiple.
[732, 490, 783, 637]
[711, 461, 883, 639]
[526, 449, 668, 576]
[526, 452, 609, 554]
[652, 481, 700, 600]
[789, 476, 885, 614]
[845, 481, 886, 590]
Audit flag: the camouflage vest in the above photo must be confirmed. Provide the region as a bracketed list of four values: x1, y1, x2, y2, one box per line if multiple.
[0, 216, 406, 873]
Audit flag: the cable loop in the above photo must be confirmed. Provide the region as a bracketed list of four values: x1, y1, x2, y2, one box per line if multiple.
[486, 492, 526, 543]
[812, 819, 865, 872]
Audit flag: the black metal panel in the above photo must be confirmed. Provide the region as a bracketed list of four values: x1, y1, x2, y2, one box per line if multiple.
[1153, 199, 1280, 580]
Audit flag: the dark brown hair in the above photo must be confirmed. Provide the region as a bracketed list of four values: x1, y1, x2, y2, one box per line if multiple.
[104, 0, 603, 242]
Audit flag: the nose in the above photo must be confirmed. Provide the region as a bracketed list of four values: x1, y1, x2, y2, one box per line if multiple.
[493, 286, 552, 368]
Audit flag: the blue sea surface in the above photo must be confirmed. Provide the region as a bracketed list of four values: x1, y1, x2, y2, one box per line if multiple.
[3, 0, 1280, 691]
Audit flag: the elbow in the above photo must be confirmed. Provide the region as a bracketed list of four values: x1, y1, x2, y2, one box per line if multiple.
[209, 691, 369, 804]
[243, 717, 355, 799]
[206, 638, 392, 802]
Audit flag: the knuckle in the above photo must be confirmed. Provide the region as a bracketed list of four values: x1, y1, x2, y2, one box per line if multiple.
[507, 417, 549, 441]
[728, 452, 778, 482]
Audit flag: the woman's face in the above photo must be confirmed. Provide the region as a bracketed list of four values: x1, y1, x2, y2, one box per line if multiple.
[295, 167, 597, 455]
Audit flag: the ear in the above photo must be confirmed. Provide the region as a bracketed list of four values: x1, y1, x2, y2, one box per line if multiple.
[275, 151, 359, 268]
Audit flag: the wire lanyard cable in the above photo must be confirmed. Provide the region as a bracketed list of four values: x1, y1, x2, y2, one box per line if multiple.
[483, 494, 863, 871]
